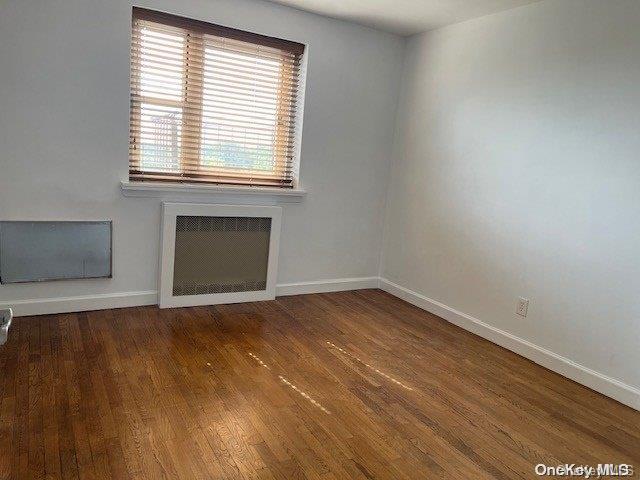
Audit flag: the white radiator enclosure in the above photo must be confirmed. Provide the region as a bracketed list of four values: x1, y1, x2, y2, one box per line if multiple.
[159, 203, 282, 308]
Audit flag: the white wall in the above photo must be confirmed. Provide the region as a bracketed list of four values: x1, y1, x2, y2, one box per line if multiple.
[0, 0, 403, 306]
[382, 0, 640, 396]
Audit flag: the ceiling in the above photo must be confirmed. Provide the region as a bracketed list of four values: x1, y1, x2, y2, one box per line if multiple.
[266, 0, 543, 36]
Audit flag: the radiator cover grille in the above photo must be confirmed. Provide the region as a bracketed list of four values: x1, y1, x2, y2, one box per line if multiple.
[172, 215, 272, 296]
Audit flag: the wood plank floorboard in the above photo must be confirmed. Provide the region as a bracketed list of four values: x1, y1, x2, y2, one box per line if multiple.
[0, 289, 638, 479]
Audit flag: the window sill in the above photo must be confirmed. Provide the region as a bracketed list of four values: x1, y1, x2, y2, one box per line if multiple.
[120, 181, 306, 203]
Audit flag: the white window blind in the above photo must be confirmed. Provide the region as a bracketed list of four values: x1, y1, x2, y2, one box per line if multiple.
[129, 8, 304, 187]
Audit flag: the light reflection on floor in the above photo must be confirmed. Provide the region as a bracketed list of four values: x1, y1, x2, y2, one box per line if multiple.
[278, 375, 331, 415]
[326, 341, 414, 391]
[248, 351, 271, 370]
[247, 352, 331, 415]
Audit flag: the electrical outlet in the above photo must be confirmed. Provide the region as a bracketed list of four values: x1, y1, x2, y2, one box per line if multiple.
[516, 298, 529, 317]
[0, 308, 12, 346]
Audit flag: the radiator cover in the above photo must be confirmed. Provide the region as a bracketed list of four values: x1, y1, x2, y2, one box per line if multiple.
[159, 204, 282, 308]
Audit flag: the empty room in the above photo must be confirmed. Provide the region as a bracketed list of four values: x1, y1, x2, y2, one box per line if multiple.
[1, 0, 639, 478]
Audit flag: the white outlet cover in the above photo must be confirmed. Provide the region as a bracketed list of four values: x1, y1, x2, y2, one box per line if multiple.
[516, 298, 529, 317]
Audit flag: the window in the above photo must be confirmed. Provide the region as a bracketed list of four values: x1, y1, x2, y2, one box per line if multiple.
[129, 8, 304, 188]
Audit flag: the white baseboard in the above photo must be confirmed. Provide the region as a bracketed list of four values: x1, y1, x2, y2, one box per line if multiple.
[275, 277, 379, 296]
[2, 291, 158, 317]
[5, 276, 637, 410]
[1, 277, 379, 318]
[379, 278, 640, 411]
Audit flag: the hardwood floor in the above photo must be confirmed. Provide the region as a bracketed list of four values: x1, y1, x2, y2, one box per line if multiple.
[0, 289, 638, 479]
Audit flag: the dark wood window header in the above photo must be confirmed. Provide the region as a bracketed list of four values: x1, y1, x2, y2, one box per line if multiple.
[132, 7, 305, 55]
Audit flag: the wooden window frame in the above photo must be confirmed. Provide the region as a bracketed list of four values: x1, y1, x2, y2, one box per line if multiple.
[129, 7, 305, 188]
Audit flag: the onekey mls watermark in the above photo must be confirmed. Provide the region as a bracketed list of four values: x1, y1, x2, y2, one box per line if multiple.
[535, 464, 634, 478]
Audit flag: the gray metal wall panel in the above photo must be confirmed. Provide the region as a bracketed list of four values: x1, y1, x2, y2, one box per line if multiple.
[0, 221, 112, 283]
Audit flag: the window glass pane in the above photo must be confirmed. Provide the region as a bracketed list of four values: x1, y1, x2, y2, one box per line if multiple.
[200, 46, 280, 173]
[139, 103, 182, 172]
[139, 27, 184, 102]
